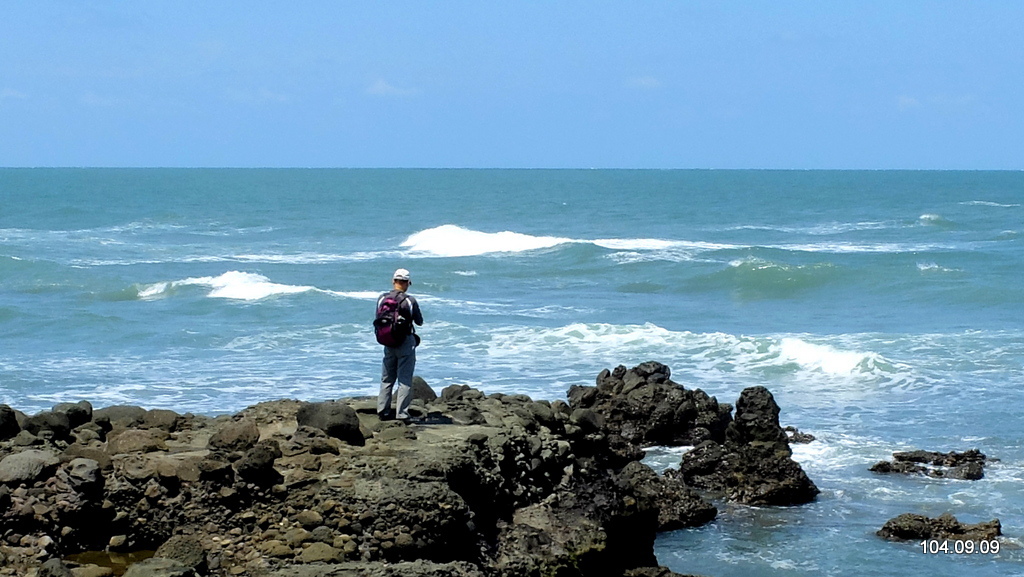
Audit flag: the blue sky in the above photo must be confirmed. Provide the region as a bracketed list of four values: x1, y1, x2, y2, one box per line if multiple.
[1, 2, 1022, 169]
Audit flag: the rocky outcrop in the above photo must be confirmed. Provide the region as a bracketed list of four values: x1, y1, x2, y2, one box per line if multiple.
[870, 449, 989, 480]
[568, 362, 732, 446]
[0, 363, 812, 577]
[878, 512, 1001, 542]
[676, 386, 819, 506]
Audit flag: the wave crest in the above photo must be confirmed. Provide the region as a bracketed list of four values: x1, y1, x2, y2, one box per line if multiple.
[137, 271, 315, 301]
[401, 225, 573, 257]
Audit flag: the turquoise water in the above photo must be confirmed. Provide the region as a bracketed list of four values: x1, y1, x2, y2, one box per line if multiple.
[2, 168, 1023, 574]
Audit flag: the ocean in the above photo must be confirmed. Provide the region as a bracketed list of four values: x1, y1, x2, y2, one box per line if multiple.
[1, 168, 1022, 575]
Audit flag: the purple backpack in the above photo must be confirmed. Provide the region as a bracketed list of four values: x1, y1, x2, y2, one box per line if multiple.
[373, 291, 411, 347]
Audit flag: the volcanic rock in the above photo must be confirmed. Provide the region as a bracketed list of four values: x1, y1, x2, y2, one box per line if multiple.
[0, 448, 61, 485]
[52, 401, 93, 430]
[0, 362, 813, 577]
[870, 449, 989, 480]
[207, 419, 260, 453]
[23, 411, 72, 441]
[678, 386, 819, 506]
[295, 401, 364, 446]
[0, 404, 20, 441]
[878, 512, 1001, 542]
[568, 361, 732, 446]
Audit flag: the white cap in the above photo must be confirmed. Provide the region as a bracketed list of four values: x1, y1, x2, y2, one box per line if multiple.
[393, 268, 411, 281]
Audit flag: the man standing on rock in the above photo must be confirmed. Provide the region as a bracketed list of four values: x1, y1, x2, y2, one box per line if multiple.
[375, 268, 423, 423]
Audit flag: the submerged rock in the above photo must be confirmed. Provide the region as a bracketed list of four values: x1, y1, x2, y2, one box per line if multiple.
[878, 512, 1001, 542]
[870, 449, 989, 480]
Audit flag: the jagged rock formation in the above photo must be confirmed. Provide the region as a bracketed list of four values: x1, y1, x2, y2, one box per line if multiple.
[674, 386, 819, 506]
[568, 362, 732, 446]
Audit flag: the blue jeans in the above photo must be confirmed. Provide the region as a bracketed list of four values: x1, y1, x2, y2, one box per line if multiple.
[378, 336, 416, 419]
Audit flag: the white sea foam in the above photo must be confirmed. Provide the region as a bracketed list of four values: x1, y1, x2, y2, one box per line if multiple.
[419, 295, 593, 318]
[321, 290, 380, 300]
[456, 323, 919, 401]
[727, 221, 893, 235]
[961, 200, 1021, 208]
[778, 241, 956, 254]
[777, 338, 878, 375]
[401, 225, 958, 261]
[640, 445, 693, 472]
[917, 262, 958, 273]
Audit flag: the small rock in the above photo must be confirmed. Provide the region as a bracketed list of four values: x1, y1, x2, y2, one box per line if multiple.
[259, 540, 293, 558]
[39, 558, 73, 577]
[294, 510, 324, 529]
[123, 557, 197, 577]
[155, 535, 206, 572]
[298, 542, 340, 563]
[208, 420, 260, 453]
[70, 565, 115, 577]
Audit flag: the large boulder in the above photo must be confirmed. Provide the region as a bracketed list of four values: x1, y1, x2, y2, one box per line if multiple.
[412, 376, 438, 403]
[107, 429, 169, 455]
[22, 410, 72, 441]
[296, 401, 364, 446]
[94, 405, 149, 429]
[0, 404, 20, 440]
[52, 401, 93, 429]
[0, 449, 61, 486]
[678, 386, 819, 506]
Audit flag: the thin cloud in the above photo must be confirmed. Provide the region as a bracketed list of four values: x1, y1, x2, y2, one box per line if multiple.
[366, 79, 419, 97]
[81, 92, 126, 107]
[897, 95, 920, 110]
[0, 88, 28, 101]
[224, 88, 291, 105]
[898, 94, 976, 112]
[627, 76, 662, 90]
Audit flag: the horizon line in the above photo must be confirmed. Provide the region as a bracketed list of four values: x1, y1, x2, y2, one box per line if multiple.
[2, 166, 1022, 172]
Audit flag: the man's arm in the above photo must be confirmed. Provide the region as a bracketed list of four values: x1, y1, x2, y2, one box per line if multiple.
[410, 298, 423, 326]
